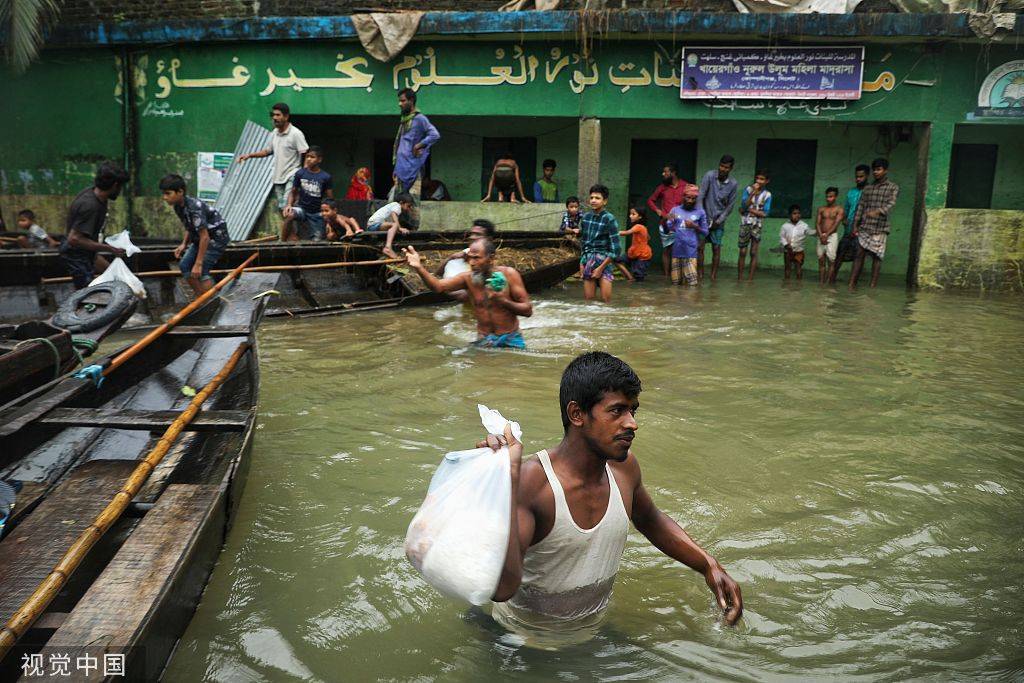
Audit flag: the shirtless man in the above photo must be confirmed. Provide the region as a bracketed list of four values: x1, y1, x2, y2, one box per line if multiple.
[484, 352, 743, 644]
[404, 239, 532, 349]
[434, 219, 497, 304]
[815, 187, 845, 284]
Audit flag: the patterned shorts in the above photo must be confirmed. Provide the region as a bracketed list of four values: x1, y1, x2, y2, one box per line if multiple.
[581, 255, 614, 282]
[738, 221, 762, 249]
[671, 257, 698, 286]
[628, 258, 651, 281]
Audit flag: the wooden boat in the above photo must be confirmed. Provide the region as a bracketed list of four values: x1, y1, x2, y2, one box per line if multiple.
[0, 231, 580, 322]
[264, 232, 580, 318]
[0, 283, 139, 406]
[0, 270, 279, 681]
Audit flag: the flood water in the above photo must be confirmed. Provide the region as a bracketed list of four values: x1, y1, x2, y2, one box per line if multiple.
[165, 276, 1024, 681]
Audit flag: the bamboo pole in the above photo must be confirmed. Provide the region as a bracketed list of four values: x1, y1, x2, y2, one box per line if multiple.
[100, 252, 257, 377]
[0, 342, 251, 660]
[239, 234, 278, 244]
[40, 257, 404, 285]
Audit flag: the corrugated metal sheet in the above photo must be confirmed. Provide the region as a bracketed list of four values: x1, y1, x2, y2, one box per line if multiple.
[217, 121, 274, 242]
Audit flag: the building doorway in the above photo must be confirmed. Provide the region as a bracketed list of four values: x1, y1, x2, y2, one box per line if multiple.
[628, 139, 698, 260]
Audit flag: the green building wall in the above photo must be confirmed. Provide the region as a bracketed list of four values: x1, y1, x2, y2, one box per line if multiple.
[2, 38, 1022, 287]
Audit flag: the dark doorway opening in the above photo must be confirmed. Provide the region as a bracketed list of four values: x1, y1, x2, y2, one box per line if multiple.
[947, 143, 997, 209]
[627, 139, 698, 261]
[481, 137, 537, 201]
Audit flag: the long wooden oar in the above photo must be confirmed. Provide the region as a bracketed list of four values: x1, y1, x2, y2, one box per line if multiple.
[99, 252, 257, 377]
[0, 342, 251, 660]
[40, 257, 403, 284]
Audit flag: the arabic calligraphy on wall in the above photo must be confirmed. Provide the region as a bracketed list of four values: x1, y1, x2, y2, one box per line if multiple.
[136, 45, 896, 102]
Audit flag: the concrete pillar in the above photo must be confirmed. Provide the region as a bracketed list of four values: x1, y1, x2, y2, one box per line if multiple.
[577, 117, 601, 199]
[907, 121, 955, 287]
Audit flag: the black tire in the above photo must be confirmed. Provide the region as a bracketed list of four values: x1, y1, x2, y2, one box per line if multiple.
[52, 281, 137, 333]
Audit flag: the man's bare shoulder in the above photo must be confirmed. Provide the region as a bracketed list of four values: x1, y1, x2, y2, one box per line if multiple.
[496, 265, 525, 279]
[517, 454, 554, 512]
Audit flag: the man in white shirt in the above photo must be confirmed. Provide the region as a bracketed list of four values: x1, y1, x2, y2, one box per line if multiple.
[238, 102, 309, 214]
[779, 204, 813, 281]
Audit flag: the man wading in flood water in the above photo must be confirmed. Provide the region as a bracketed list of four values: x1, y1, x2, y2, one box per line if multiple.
[485, 352, 742, 645]
[403, 239, 532, 349]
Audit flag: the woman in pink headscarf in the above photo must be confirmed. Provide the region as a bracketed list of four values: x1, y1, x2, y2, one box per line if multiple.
[345, 167, 374, 201]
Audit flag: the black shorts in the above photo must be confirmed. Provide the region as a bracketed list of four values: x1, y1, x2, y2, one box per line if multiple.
[60, 250, 95, 289]
[836, 234, 857, 262]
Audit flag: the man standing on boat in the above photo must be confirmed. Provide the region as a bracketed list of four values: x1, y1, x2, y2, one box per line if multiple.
[393, 89, 440, 202]
[403, 239, 532, 350]
[60, 162, 129, 289]
[486, 352, 743, 644]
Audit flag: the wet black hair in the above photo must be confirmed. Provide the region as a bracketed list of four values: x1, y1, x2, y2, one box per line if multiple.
[306, 145, 323, 158]
[322, 198, 338, 210]
[664, 162, 678, 175]
[565, 196, 580, 207]
[471, 218, 496, 237]
[395, 193, 415, 205]
[825, 186, 839, 195]
[788, 204, 801, 214]
[871, 158, 889, 170]
[629, 206, 647, 223]
[560, 352, 642, 432]
[17, 209, 35, 220]
[398, 88, 417, 103]
[589, 184, 609, 199]
[755, 169, 770, 179]
[720, 154, 735, 166]
[158, 173, 186, 193]
[543, 158, 557, 169]
[271, 102, 290, 116]
[855, 164, 871, 175]
[95, 161, 129, 191]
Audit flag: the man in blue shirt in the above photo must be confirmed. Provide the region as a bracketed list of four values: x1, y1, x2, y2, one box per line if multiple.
[393, 88, 440, 202]
[579, 183, 622, 304]
[829, 164, 869, 284]
[284, 146, 333, 241]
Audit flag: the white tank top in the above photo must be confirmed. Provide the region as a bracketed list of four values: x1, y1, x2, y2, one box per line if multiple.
[492, 450, 629, 637]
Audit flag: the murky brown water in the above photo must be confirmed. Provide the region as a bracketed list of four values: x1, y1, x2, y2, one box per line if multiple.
[165, 277, 1024, 681]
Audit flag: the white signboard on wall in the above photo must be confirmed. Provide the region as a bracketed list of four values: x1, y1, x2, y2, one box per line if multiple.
[197, 152, 234, 202]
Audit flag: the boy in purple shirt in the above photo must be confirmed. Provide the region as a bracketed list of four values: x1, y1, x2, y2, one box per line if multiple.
[667, 185, 709, 286]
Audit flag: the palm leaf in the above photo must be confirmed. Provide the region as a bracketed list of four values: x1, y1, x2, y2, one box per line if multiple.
[0, 0, 62, 73]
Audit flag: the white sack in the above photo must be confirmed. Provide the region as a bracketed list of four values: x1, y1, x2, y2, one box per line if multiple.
[405, 404, 521, 605]
[89, 257, 146, 299]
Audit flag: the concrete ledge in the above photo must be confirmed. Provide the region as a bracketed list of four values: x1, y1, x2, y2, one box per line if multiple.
[918, 208, 1024, 292]
[419, 201, 564, 233]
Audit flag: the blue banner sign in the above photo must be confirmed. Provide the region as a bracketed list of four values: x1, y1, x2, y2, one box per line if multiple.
[681, 46, 865, 100]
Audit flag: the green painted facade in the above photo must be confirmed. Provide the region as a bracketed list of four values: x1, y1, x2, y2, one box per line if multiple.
[2, 37, 1022, 285]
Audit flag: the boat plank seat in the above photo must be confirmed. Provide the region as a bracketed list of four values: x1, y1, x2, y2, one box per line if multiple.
[0, 460, 139, 628]
[159, 325, 252, 338]
[37, 408, 251, 432]
[43, 484, 223, 682]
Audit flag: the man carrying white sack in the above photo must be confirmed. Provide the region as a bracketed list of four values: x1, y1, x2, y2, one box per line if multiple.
[485, 351, 743, 645]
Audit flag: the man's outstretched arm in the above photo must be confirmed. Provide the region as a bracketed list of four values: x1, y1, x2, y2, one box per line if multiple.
[629, 462, 743, 625]
[404, 246, 469, 293]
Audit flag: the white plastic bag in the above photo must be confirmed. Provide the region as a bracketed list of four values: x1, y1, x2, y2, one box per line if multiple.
[405, 404, 521, 605]
[104, 230, 141, 257]
[442, 256, 471, 279]
[89, 258, 146, 299]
